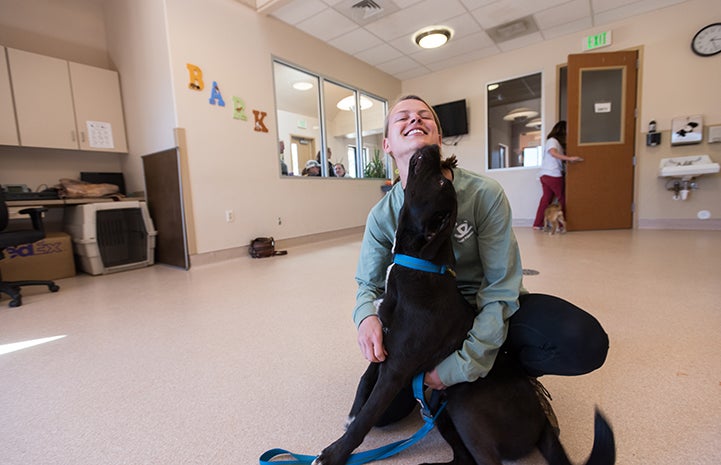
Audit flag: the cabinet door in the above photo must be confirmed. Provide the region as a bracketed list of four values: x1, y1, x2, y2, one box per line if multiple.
[69, 62, 128, 153]
[7, 48, 78, 150]
[0, 46, 19, 145]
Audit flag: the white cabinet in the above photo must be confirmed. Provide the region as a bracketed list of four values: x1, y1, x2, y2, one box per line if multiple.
[0, 46, 20, 145]
[6, 48, 127, 152]
[69, 62, 127, 152]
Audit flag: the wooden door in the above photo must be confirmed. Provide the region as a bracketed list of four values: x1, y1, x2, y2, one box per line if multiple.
[565, 50, 637, 230]
[7, 48, 78, 150]
[69, 62, 128, 152]
[290, 135, 315, 176]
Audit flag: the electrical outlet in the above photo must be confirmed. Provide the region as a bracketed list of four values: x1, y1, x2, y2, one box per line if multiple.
[278, 216, 282, 225]
[225, 210, 234, 223]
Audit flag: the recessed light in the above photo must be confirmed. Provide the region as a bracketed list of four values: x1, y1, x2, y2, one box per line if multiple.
[503, 107, 538, 121]
[337, 95, 373, 111]
[292, 81, 313, 91]
[414, 27, 452, 49]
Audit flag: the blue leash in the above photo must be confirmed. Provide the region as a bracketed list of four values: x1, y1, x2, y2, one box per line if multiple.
[259, 374, 446, 465]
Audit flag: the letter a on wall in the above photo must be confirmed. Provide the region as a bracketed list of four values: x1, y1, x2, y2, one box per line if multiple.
[253, 110, 269, 133]
[186, 63, 204, 91]
[209, 81, 225, 106]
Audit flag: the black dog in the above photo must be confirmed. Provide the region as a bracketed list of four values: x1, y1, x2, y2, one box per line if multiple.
[313, 145, 615, 465]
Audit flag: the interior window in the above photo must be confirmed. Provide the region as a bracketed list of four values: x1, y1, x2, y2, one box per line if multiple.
[273, 60, 388, 179]
[486, 72, 542, 170]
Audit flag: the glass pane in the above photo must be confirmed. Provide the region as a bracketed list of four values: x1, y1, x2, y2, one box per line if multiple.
[360, 94, 388, 179]
[273, 62, 320, 176]
[322, 81, 358, 177]
[579, 67, 623, 144]
[487, 72, 542, 170]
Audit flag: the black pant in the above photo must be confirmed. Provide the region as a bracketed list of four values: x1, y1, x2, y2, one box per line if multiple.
[376, 293, 609, 426]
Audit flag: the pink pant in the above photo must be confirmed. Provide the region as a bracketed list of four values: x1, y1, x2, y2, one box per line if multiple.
[533, 175, 565, 228]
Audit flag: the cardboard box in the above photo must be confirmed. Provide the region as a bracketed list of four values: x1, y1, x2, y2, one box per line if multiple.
[0, 232, 76, 281]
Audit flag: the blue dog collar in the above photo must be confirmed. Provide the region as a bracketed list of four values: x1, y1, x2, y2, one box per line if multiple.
[393, 254, 455, 277]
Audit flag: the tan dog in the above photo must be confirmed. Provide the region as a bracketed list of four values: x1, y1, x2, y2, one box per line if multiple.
[544, 203, 566, 235]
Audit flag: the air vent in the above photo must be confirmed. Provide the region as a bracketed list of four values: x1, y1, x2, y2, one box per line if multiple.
[352, 0, 381, 10]
[486, 16, 539, 44]
[351, 0, 383, 20]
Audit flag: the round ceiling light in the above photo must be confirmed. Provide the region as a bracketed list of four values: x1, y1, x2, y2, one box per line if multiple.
[292, 81, 313, 91]
[525, 117, 542, 128]
[414, 27, 452, 49]
[337, 95, 373, 111]
[503, 107, 539, 121]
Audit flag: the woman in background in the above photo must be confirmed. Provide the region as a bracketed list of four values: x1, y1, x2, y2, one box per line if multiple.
[532, 121, 583, 229]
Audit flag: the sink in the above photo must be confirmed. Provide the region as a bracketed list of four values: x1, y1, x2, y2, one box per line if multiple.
[658, 155, 720, 179]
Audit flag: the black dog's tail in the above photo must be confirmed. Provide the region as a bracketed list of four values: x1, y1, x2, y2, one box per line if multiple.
[538, 407, 615, 465]
[584, 408, 615, 465]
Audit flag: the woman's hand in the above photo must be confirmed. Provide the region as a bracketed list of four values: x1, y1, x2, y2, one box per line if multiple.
[424, 368, 447, 390]
[357, 315, 387, 363]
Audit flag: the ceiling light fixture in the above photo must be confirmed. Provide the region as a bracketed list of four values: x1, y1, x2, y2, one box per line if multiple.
[525, 117, 542, 128]
[487, 83, 500, 91]
[292, 81, 313, 91]
[414, 27, 452, 49]
[337, 95, 373, 111]
[503, 107, 538, 121]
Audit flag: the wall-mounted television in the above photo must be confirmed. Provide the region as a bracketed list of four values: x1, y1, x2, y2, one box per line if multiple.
[432, 99, 468, 138]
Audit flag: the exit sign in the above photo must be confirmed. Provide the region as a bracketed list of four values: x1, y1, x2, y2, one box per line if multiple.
[583, 31, 612, 51]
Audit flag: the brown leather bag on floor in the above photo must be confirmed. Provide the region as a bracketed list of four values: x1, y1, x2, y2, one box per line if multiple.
[248, 237, 287, 258]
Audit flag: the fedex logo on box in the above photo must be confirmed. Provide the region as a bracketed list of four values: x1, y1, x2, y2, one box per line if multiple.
[6, 239, 64, 259]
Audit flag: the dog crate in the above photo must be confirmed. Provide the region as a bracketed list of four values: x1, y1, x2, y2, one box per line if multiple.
[64, 201, 157, 275]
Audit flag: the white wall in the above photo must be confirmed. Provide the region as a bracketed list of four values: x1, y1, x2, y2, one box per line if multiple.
[162, 0, 401, 254]
[403, 0, 721, 228]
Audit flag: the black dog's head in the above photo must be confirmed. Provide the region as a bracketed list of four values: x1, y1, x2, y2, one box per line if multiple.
[395, 144, 457, 261]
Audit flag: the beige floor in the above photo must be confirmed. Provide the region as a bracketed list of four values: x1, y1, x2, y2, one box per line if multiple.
[1, 228, 720, 465]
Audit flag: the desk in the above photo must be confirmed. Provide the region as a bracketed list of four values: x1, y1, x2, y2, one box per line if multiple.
[6, 197, 145, 223]
[6, 196, 144, 208]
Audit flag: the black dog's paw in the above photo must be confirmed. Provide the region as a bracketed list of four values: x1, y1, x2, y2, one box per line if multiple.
[312, 442, 349, 465]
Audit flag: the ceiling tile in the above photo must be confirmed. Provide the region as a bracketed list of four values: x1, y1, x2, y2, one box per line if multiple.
[364, 0, 468, 41]
[375, 56, 423, 74]
[328, 27, 384, 55]
[594, 0, 686, 26]
[540, 16, 592, 41]
[534, 0, 590, 30]
[295, 8, 359, 41]
[497, 31, 544, 52]
[355, 43, 405, 66]
[271, 0, 329, 25]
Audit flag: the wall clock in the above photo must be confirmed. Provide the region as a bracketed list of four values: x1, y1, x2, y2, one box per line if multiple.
[691, 23, 721, 57]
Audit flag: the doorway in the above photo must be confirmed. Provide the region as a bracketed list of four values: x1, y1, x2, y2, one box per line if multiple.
[290, 135, 315, 176]
[565, 50, 638, 231]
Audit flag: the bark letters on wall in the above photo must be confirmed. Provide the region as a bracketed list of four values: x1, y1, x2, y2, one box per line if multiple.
[185, 63, 268, 133]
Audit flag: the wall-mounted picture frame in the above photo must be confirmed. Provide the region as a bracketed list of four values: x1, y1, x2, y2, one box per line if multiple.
[671, 115, 703, 145]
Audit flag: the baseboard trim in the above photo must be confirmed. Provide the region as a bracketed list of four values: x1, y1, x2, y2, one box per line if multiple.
[190, 226, 365, 267]
[637, 218, 721, 230]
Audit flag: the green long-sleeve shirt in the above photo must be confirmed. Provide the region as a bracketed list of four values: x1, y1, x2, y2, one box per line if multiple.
[353, 167, 524, 386]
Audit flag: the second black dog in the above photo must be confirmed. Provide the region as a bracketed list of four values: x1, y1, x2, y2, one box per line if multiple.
[313, 145, 615, 465]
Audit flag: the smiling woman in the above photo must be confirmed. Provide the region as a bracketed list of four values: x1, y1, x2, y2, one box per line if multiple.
[272, 60, 390, 179]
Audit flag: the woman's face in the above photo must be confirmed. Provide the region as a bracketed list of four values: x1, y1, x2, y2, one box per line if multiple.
[334, 164, 345, 176]
[383, 99, 441, 163]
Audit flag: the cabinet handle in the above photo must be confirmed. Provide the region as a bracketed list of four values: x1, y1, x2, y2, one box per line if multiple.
[81, 131, 86, 143]
[71, 131, 76, 142]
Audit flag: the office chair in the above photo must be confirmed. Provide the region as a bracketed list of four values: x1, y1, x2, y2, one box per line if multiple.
[0, 194, 60, 307]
